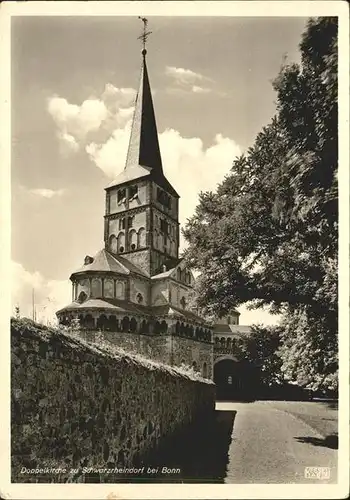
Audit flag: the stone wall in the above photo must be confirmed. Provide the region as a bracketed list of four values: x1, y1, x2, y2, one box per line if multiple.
[86, 330, 213, 377]
[172, 336, 213, 379]
[129, 276, 150, 305]
[151, 280, 169, 305]
[122, 249, 150, 277]
[11, 319, 215, 483]
[102, 330, 171, 365]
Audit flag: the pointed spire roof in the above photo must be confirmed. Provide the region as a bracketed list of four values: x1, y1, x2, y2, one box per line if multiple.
[126, 50, 163, 174]
[107, 49, 179, 197]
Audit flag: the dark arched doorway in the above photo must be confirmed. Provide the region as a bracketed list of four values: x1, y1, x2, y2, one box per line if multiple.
[214, 358, 257, 401]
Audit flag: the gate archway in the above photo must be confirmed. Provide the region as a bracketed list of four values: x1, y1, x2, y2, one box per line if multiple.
[214, 356, 257, 401]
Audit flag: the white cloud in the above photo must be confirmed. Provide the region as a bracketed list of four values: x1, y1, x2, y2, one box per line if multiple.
[86, 124, 132, 178]
[166, 85, 212, 96]
[118, 106, 134, 120]
[159, 130, 241, 228]
[102, 84, 135, 101]
[86, 124, 241, 231]
[48, 84, 241, 245]
[28, 188, 65, 199]
[47, 85, 136, 155]
[165, 66, 208, 85]
[11, 261, 71, 325]
[165, 66, 215, 94]
[48, 96, 108, 139]
[58, 131, 80, 154]
[192, 85, 211, 94]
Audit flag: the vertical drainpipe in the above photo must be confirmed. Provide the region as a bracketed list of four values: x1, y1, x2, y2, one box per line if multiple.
[170, 323, 174, 366]
[169, 281, 174, 366]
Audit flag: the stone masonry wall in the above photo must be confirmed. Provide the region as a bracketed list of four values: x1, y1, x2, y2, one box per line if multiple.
[11, 319, 215, 483]
[85, 330, 213, 377]
[122, 249, 150, 277]
[102, 331, 171, 365]
[172, 337, 214, 379]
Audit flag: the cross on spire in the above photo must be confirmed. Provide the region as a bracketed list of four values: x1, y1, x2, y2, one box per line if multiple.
[138, 16, 152, 55]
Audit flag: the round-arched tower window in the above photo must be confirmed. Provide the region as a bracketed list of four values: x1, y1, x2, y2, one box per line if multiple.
[78, 291, 87, 304]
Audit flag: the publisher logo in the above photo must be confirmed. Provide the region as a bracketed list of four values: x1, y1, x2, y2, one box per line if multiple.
[304, 467, 331, 480]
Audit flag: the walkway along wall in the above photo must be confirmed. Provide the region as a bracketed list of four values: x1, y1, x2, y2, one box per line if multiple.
[11, 319, 215, 483]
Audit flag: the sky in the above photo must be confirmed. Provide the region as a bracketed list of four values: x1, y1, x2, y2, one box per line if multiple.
[11, 14, 309, 325]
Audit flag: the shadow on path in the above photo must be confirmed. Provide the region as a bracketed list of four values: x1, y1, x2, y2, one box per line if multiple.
[129, 410, 237, 483]
[294, 434, 338, 450]
[323, 401, 338, 410]
[216, 398, 255, 403]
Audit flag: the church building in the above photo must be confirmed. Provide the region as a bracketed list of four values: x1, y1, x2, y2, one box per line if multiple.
[213, 310, 258, 400]
[56, 27, 213, 379]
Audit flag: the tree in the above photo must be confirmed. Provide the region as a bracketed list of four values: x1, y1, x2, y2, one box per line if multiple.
[14, 305, 20, 320]
[183, 18, 338, 391]
[238, 325, 284, 387]
[278, 310, 338, 391]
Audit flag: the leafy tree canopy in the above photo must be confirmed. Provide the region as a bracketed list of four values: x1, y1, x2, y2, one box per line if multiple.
[238, 324, 284, 387]
[183, 18, 338, 391]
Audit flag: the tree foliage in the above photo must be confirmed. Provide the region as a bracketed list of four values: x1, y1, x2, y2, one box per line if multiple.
[183, 18, 338, 391]
[238, 324, 284, 387]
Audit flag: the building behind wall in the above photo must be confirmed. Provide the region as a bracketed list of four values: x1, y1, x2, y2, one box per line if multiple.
[213, 310, 259, 400]
[56, 34, 213, 379]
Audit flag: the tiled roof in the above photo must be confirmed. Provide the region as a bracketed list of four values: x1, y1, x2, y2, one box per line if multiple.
[106, 52, 178, 198]
[151, 304, 209, 325]
[71, 249, 147, 277]
[58, 298, 210, 326]
[106, 165, 151, 188]
[151, 259, 188, 281]
[116, 253, 148, 276]
[151, 267, 176, 280]
[213, 324, 252, 336]
[229, 325, 252, 334]
[57, 298, 151, 316]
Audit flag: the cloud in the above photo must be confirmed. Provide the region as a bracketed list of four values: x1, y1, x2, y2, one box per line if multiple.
[47, 85, 136, 155]
[48, 84, 242, 239]
[57, 131, 80, 154]
[165, 66, 208, 85]
[48, 96, 108, 140]
[191, 85, 211, 94]
[102, 84, 136, 103]
[159, 130, 241, 228]
[86, 125, 241, 232]
[86, 124, 132, 178]
[11, 261, 71, 325]
[166, 85, 212, 96]
[28, 188, 65, 199]
[165, 66, 215, 95]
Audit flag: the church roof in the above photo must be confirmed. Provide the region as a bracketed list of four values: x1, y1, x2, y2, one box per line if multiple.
[151, 304, 209, 325]
[214, 324, 252, 336]
[107, 50, 179, 198]
[58, 298, 211, 327]
[151, 267, 176, 280]
[71, 248, 147, 277]
[57, 298, 150, 316]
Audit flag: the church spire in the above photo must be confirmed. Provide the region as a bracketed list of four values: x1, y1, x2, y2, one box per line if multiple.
[125, 18, 163, 176]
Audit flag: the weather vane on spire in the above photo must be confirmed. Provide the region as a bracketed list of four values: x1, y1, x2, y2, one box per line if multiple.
[138, 16, 152, 55]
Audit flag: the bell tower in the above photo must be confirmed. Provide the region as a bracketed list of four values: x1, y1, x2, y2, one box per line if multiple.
[104, 18, 180, 277]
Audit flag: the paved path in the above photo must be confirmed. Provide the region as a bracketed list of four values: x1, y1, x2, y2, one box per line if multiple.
[216, 400, 338, 484]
